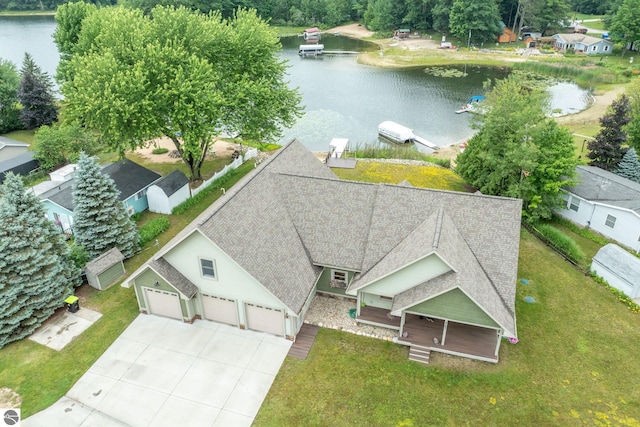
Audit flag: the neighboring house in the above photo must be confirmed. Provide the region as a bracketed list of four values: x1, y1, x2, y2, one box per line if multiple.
[0, 151, 38, 183]
[591, 244, 640, 299]
[39, 159, 161, 234]
[147, 170, 190, 214]
[557, 166, 640, 252]
[0, 136, 29, 162]
[125, 140, 522, 363]
[551, 33, 613, 55]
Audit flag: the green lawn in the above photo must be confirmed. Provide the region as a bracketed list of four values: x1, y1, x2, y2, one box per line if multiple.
[255, 230, 640, 426]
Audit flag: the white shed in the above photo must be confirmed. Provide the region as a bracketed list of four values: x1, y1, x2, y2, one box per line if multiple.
[147, 170, 190, 214]
[85, 247, 126, 290]
[591, 244, 640, 298]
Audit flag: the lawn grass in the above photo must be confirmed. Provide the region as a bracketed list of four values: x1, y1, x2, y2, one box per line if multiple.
[0, 161, 255, 417]
[2, 129, 36, 145]
[332, 162, 473, 193]
[255, 230, 640, 426]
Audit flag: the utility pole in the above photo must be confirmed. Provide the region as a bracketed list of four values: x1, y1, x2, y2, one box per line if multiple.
[467, 29, 472, 49]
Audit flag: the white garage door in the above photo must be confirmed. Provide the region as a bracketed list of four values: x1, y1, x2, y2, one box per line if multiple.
[245, 303, 285, 336]
[202, 294, 238, 326]
[144, 288, 182, 320]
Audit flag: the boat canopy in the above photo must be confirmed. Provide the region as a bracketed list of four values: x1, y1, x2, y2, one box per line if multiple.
[378, 121, 415, 143]
[469, 95, 486, 103]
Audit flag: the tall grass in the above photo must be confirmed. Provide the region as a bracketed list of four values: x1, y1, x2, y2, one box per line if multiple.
[350, 142, 451, 168]
[512, 61, 625, 86]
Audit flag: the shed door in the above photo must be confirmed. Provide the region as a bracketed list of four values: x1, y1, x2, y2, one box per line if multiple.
[245, 303, 285, 336]
[144, 288, 182, 320]
[202, 294, 238, 326]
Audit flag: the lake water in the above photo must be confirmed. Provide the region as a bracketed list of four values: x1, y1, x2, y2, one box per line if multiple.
[0, 15, 592, 151]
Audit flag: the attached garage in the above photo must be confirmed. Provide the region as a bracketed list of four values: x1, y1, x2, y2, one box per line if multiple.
[144, 288, 183, 320]
[202, 294, 238, 326]
[245, 303, 285, 336]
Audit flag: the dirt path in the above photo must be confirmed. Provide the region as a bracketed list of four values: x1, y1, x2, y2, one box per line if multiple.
[555, 84, 626, 126]
[132, 136, 238, 163]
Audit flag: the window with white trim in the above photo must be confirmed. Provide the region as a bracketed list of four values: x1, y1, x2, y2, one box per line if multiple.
[200, 258, 216, 278]
[569, 197, 580, 212]
[134, 189, 146, 200]
[605, 214, 616, 228]
[330, 270, 347, 288]
[604, 45, 610, 52]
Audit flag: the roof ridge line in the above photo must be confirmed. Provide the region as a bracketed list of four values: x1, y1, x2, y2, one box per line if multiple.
[433, 207, 444, 249]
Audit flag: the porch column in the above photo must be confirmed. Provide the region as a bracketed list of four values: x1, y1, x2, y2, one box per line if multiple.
[399, 312, 406, 337]
[441, 319, 448, 345]
[494, 330, 501, 356]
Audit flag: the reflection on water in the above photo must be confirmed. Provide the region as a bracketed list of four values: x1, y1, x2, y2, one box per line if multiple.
[0, 17, 592, 152]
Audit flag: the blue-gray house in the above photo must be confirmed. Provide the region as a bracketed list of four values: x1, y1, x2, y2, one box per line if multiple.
[39, 159, 161, 234]
[551, 33, 613, 55]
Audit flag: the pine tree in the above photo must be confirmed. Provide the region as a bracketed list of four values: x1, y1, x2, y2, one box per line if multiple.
[0, 173, 79, 349]
[17, 53, 58, 129]
[587, 94, 631, 171]
[72, 153, 139, 259]
[614, 147, 640, 182]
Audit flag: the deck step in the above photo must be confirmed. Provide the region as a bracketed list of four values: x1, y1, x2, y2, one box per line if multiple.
[409, 346, 431, 364]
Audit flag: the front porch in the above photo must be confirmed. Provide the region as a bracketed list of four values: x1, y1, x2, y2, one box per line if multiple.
[356, 305, 401, 329]
[399, 314, 499, 363]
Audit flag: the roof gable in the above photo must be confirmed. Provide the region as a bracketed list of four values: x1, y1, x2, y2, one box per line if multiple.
[593, 244, 640, 285]
[153, 170, 189, 196]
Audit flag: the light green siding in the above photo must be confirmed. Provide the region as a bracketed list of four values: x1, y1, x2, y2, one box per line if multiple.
[163, 231, 293, 333]
[359, 254, 451, 296]
[407, 288, 499, 328]
[97, 262, 125, 289]
[134, 268, 189, 318]
[316, 268, 355, 297]
[362, 292, 392, 309]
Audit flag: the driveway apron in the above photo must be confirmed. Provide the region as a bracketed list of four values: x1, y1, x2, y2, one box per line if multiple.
[23, 315, 292, 427]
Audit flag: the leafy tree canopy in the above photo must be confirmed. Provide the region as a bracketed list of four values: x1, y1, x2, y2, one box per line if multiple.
[626, 79, 640, 152]
[455, 76, 577, 222]
[57, 4, 302, 180]
[449, 0, 503, 45]
[608, 0, 640, 56]
[0, 58, 21, 134]
[33, 122, 101, 171]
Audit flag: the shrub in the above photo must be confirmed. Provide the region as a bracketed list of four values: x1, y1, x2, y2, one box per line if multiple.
[69, 243, 89, 270]
[534, 223, 585, 266]
[152, 147, 169, 155]
[172, 167, 242, 214]
[138, 217, 170, 247]
[590, 273, 640, 314]
[551, 215, 610, 246]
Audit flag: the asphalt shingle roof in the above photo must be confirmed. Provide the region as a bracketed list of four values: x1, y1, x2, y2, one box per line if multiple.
[85, 247, 125, 276]
[566, 165, 640, 214]
[593, 244, 640, 287]
[153, 170, 189, 197]
[132, 140, 521, 333]
[150, 258, 198, 299]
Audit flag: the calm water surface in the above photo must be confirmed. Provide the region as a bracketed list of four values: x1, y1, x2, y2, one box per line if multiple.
[0, 16, 591, 151]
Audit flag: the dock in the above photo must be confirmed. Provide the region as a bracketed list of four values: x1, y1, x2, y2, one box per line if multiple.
[323, 50, 359, 55]
[413, 136, 439, 150]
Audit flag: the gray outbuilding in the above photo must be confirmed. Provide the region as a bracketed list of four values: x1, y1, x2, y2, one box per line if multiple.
[85, 247, 126, 290]
[591, 244, 640, 298]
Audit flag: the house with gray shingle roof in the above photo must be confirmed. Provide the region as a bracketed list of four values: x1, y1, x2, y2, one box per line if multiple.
[552, 33, 613, 55]
[124, 140, 522, 363]
[39, 159, 161, 234]
[557, 165, 640, 252]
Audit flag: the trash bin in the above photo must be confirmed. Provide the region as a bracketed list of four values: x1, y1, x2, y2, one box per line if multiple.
[65, 295, 80, 313]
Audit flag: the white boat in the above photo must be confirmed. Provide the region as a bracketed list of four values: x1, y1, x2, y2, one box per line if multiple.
[298, 44, 324, 56]
[378, 121, 415, 143]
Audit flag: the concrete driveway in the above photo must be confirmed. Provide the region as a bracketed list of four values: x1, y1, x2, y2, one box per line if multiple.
[24, 315, 292, 427]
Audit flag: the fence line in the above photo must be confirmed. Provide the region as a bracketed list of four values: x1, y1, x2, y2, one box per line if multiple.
[191, 148, 258, 197]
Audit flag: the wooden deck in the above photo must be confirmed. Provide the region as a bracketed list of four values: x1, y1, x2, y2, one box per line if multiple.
[356, 305, 401, 329]
[400, 314, 499, 362]
[288, 323, 319, 360]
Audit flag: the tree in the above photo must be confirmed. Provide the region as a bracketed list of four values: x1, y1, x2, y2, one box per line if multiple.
[587, 94, 631, 171]
[0, 173, 79, 349]
[33, 122, 101, 171]
[455, 76, 577, 222]
[627, 79, 640, 152]
[57, 4, 302, 180]
[449, 0, 503, 45]
[431, 0, 453, 32]
[0, 59, 21, 134]
[365, 0, 397, 31]
[17, 53, 58, 129]
[608, 0, 640, 57]
[72, 153, 139, 259]
[613, 147, 640, 182]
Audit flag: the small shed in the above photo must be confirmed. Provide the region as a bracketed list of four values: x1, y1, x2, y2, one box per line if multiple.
[147, 170, 190, 214]
[85, 247, 126, 290]
[591, 244, 640, 298]
[497, 28, 517, 43]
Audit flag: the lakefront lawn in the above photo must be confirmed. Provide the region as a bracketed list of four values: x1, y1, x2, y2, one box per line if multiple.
[255, 230, 640, 426]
